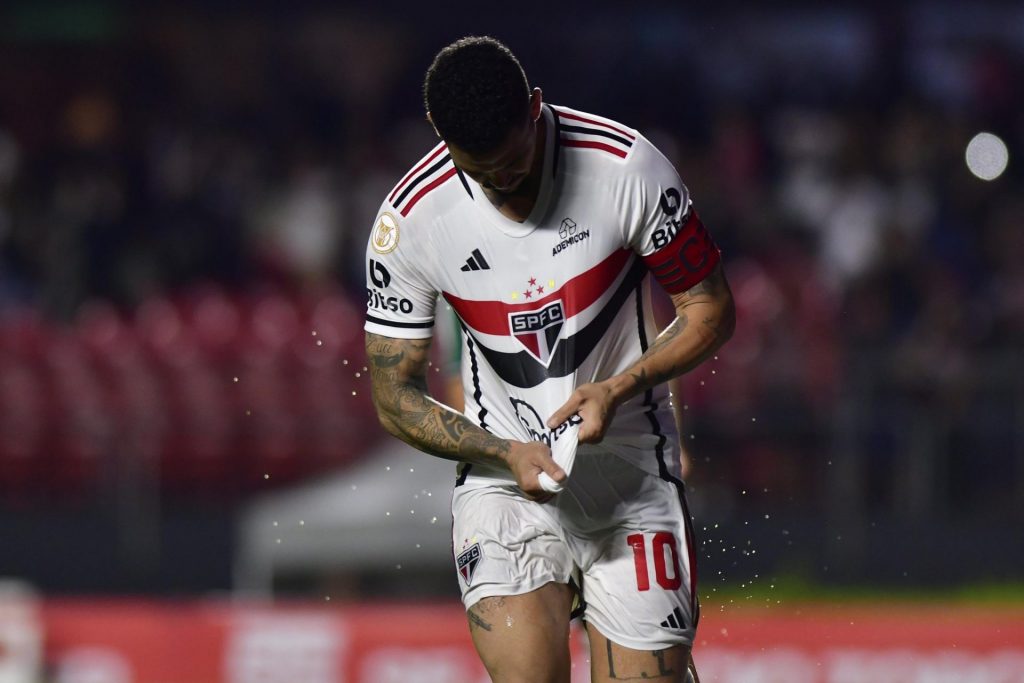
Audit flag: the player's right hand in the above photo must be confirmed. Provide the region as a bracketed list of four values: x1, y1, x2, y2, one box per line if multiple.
[506, 440, 566, 503]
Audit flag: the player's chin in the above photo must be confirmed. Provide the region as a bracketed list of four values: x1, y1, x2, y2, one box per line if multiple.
[492, 176, 526, 194]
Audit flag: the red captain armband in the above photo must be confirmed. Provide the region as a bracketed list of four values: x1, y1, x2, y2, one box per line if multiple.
[642, 208, 721, 294]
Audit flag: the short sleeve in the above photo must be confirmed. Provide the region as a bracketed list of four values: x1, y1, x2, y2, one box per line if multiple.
[363, 206, 438, 339]
[623, 139, 721, 294]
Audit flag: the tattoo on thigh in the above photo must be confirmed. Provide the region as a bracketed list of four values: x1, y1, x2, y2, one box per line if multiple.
[605, 640, 677, 680]
[468, 609, 493, 633]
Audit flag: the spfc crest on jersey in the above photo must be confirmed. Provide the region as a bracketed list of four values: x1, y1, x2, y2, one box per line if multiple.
[508, 300, 565, 366]
[457, 542, 482, 586]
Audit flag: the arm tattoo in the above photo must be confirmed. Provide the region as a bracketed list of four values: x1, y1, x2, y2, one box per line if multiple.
[624, 265, 735, 396]
[366, 333, 510, 467]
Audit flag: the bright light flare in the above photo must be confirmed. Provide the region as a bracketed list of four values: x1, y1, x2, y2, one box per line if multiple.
[965, 132, 1008, 181]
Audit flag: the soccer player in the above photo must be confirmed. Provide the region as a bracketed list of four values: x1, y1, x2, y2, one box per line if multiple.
[364, 36, 734, 683]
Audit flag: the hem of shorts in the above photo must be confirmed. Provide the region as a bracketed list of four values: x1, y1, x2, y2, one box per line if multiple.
[581, 614, 695, 650]
[462, 573, 573, 612]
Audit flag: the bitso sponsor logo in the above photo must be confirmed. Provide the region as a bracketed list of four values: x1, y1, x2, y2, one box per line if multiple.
[366, 258, 414, 313]
[509, 397, 582, 447]
[369, 259, 391, 288]
[371, 212, 399, 254]
[553, 217, 590, 256]
[367, 290, 413, 314]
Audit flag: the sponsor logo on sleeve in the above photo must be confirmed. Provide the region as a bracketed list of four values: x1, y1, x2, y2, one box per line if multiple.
[652, 188, 683, 249]
[366, 259, 414, 313]
[369, 259, 391, 288]
[371, 212, 400, 254]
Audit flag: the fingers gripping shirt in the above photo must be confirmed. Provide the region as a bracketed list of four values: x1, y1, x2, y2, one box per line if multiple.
[363, 105, 722, 484]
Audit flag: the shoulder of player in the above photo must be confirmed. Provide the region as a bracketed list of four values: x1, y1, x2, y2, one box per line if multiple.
[551, 105, 640, 164]
[383, 141, 471, 220]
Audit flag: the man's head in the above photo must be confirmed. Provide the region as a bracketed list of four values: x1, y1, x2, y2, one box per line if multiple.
[424, 36, 543, 195]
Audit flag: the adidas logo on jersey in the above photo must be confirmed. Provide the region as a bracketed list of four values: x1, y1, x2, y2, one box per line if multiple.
[460, 248, 491, 272]
[660, 607, 686, 630]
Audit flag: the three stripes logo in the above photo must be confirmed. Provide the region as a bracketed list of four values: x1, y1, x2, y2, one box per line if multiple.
[460, 248, 491, 272]
[660, 606, 686, 631]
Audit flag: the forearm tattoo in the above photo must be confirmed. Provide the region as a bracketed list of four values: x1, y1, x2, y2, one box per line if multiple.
[366, 333, 510, 465]
[627, 266, 735, 395]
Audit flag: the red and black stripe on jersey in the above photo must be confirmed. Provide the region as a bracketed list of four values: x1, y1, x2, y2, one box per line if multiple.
[554, 107, 635, 159]
[387, 142, 459, 217]
[443, 249, 647, 388]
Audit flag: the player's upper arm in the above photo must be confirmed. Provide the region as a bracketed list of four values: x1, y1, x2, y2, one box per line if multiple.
[363, 206, 438, 340]
[622, 138, 722, 296]
[365, 331, 432, 392]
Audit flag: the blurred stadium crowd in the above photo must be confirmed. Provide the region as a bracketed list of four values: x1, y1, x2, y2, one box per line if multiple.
[0, 4, 1021, 589]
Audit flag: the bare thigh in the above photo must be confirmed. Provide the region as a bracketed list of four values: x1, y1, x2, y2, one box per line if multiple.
[467, 581, 574, 683]
[586, 622, 694, 683]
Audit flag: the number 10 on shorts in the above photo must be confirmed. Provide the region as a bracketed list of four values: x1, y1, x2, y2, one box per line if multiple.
[627, 532, 682, 591]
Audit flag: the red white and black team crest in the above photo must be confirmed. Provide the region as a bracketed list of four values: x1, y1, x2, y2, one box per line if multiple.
[508, 300, 564, 366]
[457, 543, 482, 586]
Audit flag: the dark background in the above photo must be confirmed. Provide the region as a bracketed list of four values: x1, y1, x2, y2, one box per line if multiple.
[0, 1, 1021, 596]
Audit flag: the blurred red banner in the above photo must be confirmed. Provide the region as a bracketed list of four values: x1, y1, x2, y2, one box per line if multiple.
[36, 599, 1024, 683]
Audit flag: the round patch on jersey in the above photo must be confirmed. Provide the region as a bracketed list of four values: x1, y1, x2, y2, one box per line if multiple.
[372, 212, 400, 254]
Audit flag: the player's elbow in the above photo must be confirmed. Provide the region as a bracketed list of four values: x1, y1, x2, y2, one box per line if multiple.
[717, 293, 736, 347]
[369, 385, 401, 436]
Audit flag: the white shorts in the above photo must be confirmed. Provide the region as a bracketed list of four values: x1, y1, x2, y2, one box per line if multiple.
[451, 451, 699, 650]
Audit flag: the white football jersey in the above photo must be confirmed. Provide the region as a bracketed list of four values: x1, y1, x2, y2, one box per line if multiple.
[364, 104, 720, 485]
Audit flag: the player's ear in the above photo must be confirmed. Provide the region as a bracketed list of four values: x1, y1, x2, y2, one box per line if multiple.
[426, 112, 441, 138]
[529, 88, 543, 121]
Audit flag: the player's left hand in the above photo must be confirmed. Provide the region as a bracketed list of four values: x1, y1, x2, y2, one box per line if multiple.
[547, 381, 618, 444]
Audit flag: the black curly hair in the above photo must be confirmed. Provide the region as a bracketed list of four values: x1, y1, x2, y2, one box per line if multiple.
[424, 36, 531, 154]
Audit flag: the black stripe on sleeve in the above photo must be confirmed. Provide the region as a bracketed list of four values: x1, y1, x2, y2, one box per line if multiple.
[393, 154, 452, 207]
[559, 123, 633, 148]
[365, 315, 434, 329]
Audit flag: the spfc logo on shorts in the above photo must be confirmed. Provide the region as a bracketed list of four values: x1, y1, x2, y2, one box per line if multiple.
[508, 300, 564, 366]
[457, 543, 482, 586]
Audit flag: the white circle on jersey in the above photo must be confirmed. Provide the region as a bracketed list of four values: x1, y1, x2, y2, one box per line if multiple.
[372, 212, 400, 254]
